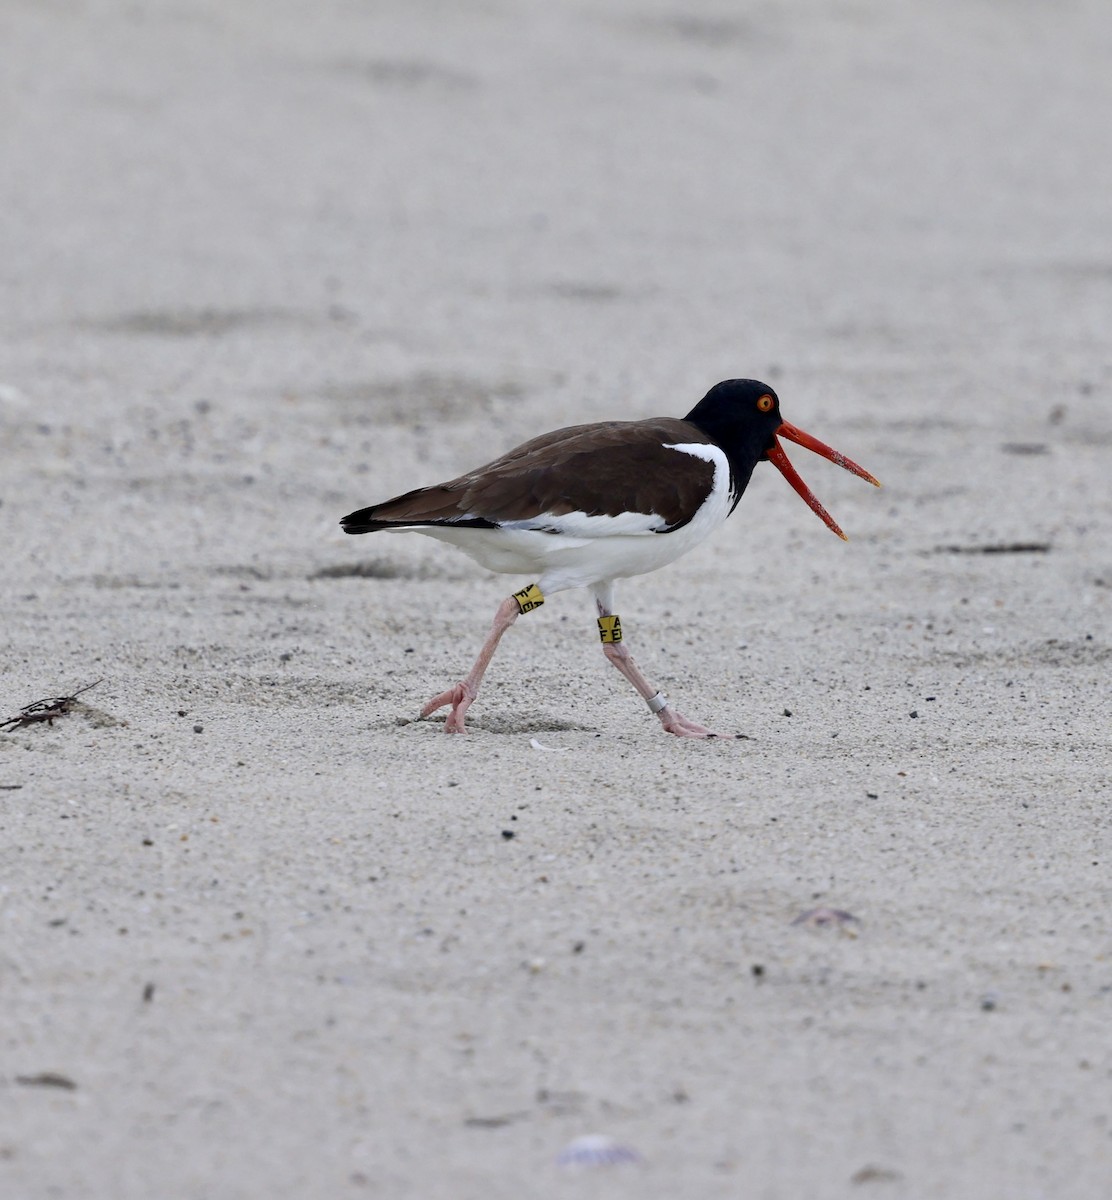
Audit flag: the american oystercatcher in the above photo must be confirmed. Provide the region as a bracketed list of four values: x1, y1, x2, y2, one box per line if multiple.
[341, 379, 879, 737]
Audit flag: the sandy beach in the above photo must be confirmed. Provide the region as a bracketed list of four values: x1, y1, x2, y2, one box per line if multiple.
[2, 1, 1110, 1196]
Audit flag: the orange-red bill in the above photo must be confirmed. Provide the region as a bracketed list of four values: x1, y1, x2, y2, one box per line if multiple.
[768, 421, 881, 540]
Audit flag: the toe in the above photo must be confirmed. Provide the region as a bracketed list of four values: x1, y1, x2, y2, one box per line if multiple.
[659, 707, 732, 739]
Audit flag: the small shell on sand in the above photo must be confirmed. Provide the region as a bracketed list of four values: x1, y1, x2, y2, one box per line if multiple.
[556, 1134, 641, 1168]
[530, 738, 570, 752]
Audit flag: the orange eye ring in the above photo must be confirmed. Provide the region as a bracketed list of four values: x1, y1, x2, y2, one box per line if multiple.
[757, 394, 775, 413]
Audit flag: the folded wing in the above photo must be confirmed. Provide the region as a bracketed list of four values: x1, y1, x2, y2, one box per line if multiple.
[340, 418, 717, 536]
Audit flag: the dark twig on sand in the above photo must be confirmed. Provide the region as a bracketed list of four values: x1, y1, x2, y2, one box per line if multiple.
[935, 542, 1051, 555]
[0, 680, 103, 732]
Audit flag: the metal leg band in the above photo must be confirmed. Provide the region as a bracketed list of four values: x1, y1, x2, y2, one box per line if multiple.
[646, 691, 668, 715]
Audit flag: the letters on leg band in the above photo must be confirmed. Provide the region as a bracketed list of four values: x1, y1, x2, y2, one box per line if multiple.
[597, 614, 622, 643]
[512, 583, 545, 614]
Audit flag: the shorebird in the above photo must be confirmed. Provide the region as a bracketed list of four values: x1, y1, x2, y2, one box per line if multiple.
[341, 379, 879, 737]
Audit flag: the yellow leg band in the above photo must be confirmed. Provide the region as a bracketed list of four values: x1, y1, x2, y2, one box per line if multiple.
[597, 614, 623, 643]
[513, 582, 545, 614]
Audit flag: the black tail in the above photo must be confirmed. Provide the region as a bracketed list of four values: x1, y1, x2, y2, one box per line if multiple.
[340, 506, 390, 534]
[341, 508, 497, 534]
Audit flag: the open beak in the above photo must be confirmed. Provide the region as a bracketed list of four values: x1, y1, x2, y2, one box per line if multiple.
[767, 421, 881, 540]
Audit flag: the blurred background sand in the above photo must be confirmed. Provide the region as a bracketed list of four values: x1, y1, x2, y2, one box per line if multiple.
[1, 2, 1110, 1197]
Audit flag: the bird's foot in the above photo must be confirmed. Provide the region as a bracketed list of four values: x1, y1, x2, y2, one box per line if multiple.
[419, 681, 476, 733]
[658, 706, 736, 739]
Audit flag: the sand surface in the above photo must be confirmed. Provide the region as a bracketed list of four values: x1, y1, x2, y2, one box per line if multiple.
[2, 2, 1111, 1197]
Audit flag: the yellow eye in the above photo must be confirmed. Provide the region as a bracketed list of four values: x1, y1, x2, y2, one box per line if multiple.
[757, 394, 775, 413]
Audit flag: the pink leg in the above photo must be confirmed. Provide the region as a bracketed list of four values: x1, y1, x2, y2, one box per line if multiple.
[595, 597, 736, 739]
[419, 595, 520, 733]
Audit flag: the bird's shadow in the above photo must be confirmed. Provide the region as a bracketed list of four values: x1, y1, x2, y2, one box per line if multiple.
[388, 713, 598, 735]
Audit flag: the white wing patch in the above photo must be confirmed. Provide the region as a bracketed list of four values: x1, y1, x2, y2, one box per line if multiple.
[497, 509, 667, 537]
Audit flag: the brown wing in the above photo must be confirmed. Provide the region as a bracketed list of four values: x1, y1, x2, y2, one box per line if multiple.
[340, 418, 717, 533]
